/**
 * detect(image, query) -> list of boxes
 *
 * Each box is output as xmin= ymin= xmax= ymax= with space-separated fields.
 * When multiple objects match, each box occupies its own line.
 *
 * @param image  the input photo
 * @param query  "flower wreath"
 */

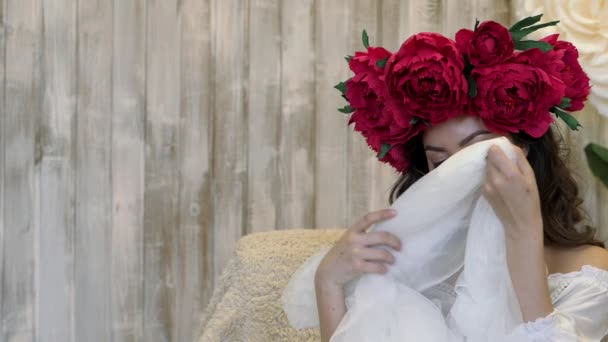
xmin=336 ymin=14 xmax=591 ymax=173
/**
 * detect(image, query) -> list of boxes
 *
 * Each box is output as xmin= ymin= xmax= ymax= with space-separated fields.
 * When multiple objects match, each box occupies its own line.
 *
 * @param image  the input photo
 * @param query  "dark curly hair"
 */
xmin=388 ymin=127 xmax=605 ymax=248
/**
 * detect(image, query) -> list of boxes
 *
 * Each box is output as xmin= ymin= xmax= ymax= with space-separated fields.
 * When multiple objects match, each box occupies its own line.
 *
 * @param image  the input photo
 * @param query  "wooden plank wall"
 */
xmin=0 ymin=0 xmax=606 ymax=341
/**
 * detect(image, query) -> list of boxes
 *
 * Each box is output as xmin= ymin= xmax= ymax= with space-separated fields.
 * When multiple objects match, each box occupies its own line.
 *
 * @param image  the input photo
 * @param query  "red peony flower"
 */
xmin=337 ymin=15 xmax=588 ymax=172
xmin=365 ymin=141 xmax=412 ymax=173
xmin=345 ymin=46 xmax=424 ymax=171
xmin=470 ymin=49 xmax=566 ymax=138
xmin=346 ymin=47 xmax=393 ymax=134
xmin=540 ymin=34 xmax=591 ymax=111
xmin=455 ymin=21 xmax=514 ymax=67
xmin=384 ymin=33 xmax=468 ymax=125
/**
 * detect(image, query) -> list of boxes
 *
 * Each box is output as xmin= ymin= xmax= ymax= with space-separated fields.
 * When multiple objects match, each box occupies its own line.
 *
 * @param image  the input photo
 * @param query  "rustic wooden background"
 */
xmin=0 ymin=0 xmax=606 ymax=341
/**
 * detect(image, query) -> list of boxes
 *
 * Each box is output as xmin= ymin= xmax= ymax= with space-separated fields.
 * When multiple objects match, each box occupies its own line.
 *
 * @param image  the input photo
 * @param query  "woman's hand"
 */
xmin=482 ymin=144 xmax=554 ymax=321
xmin=482 ymin=145 xmax=543 ymax=241
xmin=315 ymin=209 xmax=402 ymax=288
xmin=314 ymin=209 xmax=401 ymax=341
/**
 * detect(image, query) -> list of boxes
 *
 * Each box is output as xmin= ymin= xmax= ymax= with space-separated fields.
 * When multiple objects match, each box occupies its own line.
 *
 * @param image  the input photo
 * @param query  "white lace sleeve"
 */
xmin=509 ymin=265 xmax=608 ymax=341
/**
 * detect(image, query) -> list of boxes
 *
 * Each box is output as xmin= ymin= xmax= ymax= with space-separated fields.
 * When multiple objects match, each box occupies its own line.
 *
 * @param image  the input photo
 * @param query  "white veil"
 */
xmin=281 ymin=137 xmax=527 ymax=341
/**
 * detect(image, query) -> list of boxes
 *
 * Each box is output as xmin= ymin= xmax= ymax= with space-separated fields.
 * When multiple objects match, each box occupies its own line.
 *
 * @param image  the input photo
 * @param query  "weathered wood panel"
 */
xmin=246 ymin=0 xmax=281 ymax=234
xmin=314 ymin=0 xmax=350 ymax=228
xmin=2 ymin=0 xmax=41 ymax=340
xmin=277 ymin=0 xmax=315 ymax=230
xmin=442 ymin=0 xmax=476 ymax=37
xmin=410 ymin=0 xmax=442 ymax=33
xmin=0 ymin=0 xmax=6 ymax=336
xmin=380 ymin=0 xmax=403 ymax=51
xmin=111 ymin=0 xmax=146 ymax=341
xmin=196 ymin=0 xmax=215 ymax=320
xmin=476 ymin=0 xmax=510 ymax=24
xmin=210 ymin=0 xmax=248 ymax=284
xmin=38 ymin=0 xmax=77 ymax=340
xmin=144 ymin=0 xmax=180 ymax=340
xmin=75 ymin=0 xmax=113 ymax=340
xmin=176 ymin=0 xmax=210 ymax=340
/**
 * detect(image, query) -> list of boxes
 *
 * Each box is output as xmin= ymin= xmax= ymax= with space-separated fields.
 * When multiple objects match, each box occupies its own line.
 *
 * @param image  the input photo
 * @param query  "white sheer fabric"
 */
xmin=508 ymin=265 xmax=608 ymax=341
xmin=281 ymin=137 xmax=608 ymax=341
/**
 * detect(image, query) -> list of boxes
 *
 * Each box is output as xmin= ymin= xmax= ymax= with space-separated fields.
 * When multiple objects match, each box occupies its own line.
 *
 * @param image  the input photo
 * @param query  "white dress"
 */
xmin=424 ymin=265 xmax=608 ymax=340
xmin=281 ymin=137 xmax=608 ymax=341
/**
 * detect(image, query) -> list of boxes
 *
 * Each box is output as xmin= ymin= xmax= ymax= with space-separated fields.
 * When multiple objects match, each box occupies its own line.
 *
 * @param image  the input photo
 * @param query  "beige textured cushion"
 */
xmin=198 ymin=228 xmax=345 ymax=342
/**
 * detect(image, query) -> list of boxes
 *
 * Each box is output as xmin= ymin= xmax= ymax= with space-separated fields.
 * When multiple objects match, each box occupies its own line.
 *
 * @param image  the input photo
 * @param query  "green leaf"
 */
xmin=467 ymin=76 xmax=478 ymax=98
xmin=550 ymin=106 xmax=582 ymax=131
xmin=362 ymin=30 xmax=369 ymax=49
xmin=513 ymin=40 xmax=553 ymax=52
xmin=510 ymin=20 xmax=560 ymax=41
xmin=463 ymin=54 xmax=473 ymax=77
xmin=338 ymin=105 xmax=354 ymax=114
xmin=474 ymin=18 xmax=480 ymax=32
xmin=584 ymin=143 xmax=608 ymax=189
xmin=558 ymin=97 xmax=572 ymax=109
xmin=422 ymin=119 xmax=431 ymax=127
xmin=409 ymin=117 xmax=420 ymax=125
xmin=378 ymin=143 xmax=391 ymax=159
xmin=334 ymin=81 xmax=347 ymax=96
xmin=376 ymin=57 xmax=388 ymax=68
xmin=509 ymin=14 xmax=543 ymax=32
xmin=335 ymin=81 xmax=349 ymax=101
xmin=345 ymin=55 xmax=353 ymax=63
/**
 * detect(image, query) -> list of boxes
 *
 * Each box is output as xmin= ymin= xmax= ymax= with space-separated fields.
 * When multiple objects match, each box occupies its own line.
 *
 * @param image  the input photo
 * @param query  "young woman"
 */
xmin=315 ymin=115 xmax=608 ymax=341
xmin=313 ymin=17 xmax=608 ymax=341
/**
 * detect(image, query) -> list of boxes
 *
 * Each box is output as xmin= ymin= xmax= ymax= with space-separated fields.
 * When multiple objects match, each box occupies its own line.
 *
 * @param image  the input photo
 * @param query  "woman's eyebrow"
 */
xmin=458 ymin=130 xmax=491 ymax=147
xmin=424 ymin=130 xmax=491 ymax=152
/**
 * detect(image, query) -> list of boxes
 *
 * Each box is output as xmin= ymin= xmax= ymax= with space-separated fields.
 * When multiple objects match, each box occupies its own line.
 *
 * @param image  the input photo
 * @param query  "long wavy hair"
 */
xmin=388 ymin=127 xmax=605 ymax=248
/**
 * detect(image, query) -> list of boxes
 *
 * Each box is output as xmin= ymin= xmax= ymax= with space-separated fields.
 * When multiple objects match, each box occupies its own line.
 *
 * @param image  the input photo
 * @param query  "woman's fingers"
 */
xmin=515 ymin=148 xmax=535 ymax=180
xmin=354 ymin=246 xmax=396 ymax=264
xmin=486 ymin=145 xmax=536 ymax=195
xmin=351 ymin=209 xmax=397 ymax=233
xmin=362 ymin=231 xmax=401 ymax=251
xmin=483 ymin=164 xmax=499 ymax=198
xmin=487 ymin=145 xmax=520 ymax=179
xmin=486 ymin=156 xmax=511 ymax=201
xmin=353 ymin=260 xmax=387 ymax=274
xmin=486 ymin=155 xmax=510 ymax=188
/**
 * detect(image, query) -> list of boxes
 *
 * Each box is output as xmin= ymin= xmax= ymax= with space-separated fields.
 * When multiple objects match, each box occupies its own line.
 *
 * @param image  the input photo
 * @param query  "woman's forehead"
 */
xmin=422 ymin=115 xmax=490 ymax=146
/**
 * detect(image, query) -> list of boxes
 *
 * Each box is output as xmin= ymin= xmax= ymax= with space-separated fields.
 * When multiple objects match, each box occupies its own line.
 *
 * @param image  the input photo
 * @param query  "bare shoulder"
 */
xmin=545 ymin=244 xmax=608 ymax=274
xmin=577 ymin=245 xmax=608 ymax=270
